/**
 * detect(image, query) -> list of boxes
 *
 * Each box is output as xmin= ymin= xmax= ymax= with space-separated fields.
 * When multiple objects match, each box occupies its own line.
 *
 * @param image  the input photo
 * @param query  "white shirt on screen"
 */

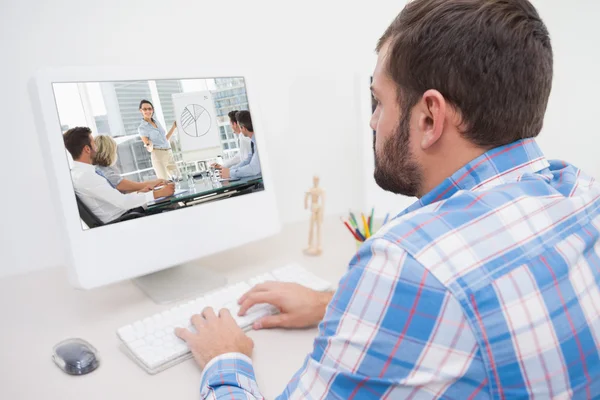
xmin=71 ymin=161 xmax=153 ymax=224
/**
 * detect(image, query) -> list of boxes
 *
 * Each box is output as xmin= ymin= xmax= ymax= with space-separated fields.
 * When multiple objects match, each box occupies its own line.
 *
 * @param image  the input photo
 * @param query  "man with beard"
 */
xmin=63 ymin=127 xmax=174 ymax=224
xmin=173 ymin=0 xmax=600 ymax=398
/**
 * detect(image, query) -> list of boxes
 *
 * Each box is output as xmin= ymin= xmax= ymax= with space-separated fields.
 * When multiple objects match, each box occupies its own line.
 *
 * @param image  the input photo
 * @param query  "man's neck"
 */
xmin=245 ymin=132 xmax=254 ymax=139
xmin=418 ymin=146 xmax=487 ymax=197
xmin=74 ymin=157 xmax=92 ymax=165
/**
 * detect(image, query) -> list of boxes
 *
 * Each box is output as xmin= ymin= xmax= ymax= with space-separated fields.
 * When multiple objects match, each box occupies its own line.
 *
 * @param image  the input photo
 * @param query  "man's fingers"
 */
xmin=237 ymin=282 xmax=277 ymax=304
xmin=191 ymin=314 xmax=206 ymax=330
xmin=219 ymin=308 xmax=232 ymax=318
xmin=174 ymin=327 xmax=194 ymax=342
xmin=238 ymin=292 xmax=279 ymax=316
xmin=252 ymin=314 xmax=289 ymax=330
xmin=202 ymin=307 xmax=217 ymax=321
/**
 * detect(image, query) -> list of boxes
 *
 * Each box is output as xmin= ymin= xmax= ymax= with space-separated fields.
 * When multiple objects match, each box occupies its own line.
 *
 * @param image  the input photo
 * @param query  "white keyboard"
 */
xmin=117 ymin=264 xmax=332 ymax=374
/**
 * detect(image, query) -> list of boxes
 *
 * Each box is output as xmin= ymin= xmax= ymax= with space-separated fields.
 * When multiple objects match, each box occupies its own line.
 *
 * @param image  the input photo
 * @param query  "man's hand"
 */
xmin=220 ymin=167 xmax=230 ymax=179
xmin=238 ymin=282 xmax=333 ymax=330
xmin=153 ymin=179 xmax=169 ymax=187
xmin=175 ymin=307 xmax=254 ymax=370
xmin=211 ymin=163 xmax=222 ymax=170
xmin=153 ymin=183 xmax=175 ymax=199
xmin=138 ymin=185 xmax=153 ymax=193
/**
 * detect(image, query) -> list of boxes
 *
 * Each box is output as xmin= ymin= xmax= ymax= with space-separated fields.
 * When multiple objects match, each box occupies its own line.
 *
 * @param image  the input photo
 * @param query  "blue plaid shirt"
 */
xmin=199 ymin=139 xmax=600 ymax=399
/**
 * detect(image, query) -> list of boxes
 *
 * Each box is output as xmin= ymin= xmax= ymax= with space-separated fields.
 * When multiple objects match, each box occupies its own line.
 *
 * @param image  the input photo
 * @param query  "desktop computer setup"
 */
xmin=33 ymin=66 xmax=333 ymax=374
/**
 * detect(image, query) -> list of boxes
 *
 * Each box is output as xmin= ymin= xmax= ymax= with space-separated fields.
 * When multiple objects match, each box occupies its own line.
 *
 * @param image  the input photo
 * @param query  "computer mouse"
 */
xmin=52 ymin=338 xmax=100 ymax=375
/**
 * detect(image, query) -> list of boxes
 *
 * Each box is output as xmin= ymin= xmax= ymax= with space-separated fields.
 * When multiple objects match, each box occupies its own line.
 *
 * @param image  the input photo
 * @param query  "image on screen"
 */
xmin=53 ymin=77 xmax=264 ymax=230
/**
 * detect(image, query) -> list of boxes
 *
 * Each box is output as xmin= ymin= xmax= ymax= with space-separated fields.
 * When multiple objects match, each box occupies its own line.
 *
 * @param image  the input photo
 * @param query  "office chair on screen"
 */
xmin=75 ymin=195 xmax=145 ymax=228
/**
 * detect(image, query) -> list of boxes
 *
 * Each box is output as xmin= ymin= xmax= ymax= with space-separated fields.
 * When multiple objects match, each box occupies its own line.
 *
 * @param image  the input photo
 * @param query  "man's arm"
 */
xmin=82 ymin=171 xmax=154 ymax=210
xmin=222 ymin=153 xmax=241 ymax=169
xmin=231 ymin=148 xmax=253 ymax=171
xmin=191 ymin=238 xmax=487 ymax=399
xmin=230 ymin=148 xmax=261 ymax=179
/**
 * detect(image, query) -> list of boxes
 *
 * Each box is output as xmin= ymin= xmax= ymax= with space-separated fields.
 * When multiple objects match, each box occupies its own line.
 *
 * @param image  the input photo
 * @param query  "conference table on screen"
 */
xmin=147 ymin=176 xmax=264 ymax=210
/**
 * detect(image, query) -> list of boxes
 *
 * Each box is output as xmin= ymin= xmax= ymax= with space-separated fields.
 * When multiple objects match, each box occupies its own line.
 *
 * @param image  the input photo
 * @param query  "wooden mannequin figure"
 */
xmin=304 ymin=175 xmax=325 ymax=256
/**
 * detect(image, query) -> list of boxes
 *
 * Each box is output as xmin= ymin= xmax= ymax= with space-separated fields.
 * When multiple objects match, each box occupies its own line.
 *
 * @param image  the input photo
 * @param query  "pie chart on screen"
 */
xmin=180 ymin=104 xmax=212 ymax=138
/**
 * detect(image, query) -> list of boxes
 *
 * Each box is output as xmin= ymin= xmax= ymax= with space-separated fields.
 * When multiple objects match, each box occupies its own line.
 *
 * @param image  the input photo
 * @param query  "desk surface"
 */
xmin=148 ymin=176 xmax=263 ymax=209
xmin=0 ymin=218 xmax=355 ymax=400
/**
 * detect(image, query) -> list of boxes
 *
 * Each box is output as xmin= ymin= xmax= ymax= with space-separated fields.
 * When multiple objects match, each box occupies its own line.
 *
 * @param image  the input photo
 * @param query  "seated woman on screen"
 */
xmin=93 ymin=135 xmax=166 ymax=194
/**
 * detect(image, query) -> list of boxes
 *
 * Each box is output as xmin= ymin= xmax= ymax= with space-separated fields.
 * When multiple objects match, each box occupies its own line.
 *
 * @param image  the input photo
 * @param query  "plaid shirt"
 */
xmin=199 ymin=139 xmax=600 ymax=399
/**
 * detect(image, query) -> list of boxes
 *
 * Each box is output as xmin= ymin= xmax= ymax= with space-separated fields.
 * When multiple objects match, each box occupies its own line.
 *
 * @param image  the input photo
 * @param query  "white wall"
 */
xmin=0 ymin=0 xmax=403 ymax=278
xmin=1 ymin=0 xmax=599 ymax=278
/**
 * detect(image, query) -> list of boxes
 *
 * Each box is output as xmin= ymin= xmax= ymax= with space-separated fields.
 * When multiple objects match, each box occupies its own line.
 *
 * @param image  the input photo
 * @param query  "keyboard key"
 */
xmin=117 ymin=325 xmax=136 ymax=343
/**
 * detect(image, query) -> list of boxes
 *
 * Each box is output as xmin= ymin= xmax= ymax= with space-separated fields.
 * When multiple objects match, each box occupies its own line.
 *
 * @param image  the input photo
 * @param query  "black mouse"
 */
xmin=53 ymin=339 xmax=100 ymax=375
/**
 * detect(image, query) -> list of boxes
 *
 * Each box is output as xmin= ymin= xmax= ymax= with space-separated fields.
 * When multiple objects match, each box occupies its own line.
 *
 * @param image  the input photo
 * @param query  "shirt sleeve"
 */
xmin=104 ymin=168 xmax=124 ymax=188
xmin=138 ymin=123 xmax=149 ymax=138
xmin=222 ymin=154 xmax=241 ymax=169
xmin=82 ymin=169 xmax=154 ymax=210
xmin=199 ymin=353 xmax=264 ymax=399
xmin=199 ymin=238 xmax=487 ymax=399
xmin=230 ymin=146 xmax=261 ymax=179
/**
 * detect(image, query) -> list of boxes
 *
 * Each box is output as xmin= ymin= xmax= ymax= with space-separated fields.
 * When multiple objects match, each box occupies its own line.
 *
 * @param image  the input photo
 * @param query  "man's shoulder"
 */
xmin=378 ymin=184 xmax=556 ymax=269
xmin=379 ymin=186 xmax=522 ymax=246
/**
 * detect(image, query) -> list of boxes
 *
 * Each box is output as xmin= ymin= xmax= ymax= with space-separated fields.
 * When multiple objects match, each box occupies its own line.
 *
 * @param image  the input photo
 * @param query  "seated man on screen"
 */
xmin=217 ymin=111 xmax=261 ymax=179
xmin=63 ymin=127 xmax=175 ymax=224
xmin=173 ymin=0 xmax=600 ymax=398
xmin=220 ymin=110 xmax=253 ymax=169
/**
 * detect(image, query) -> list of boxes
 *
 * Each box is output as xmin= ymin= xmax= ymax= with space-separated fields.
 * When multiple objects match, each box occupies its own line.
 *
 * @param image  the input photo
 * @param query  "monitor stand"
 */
xmin=133 ymin=263 xmax=227 ymax=305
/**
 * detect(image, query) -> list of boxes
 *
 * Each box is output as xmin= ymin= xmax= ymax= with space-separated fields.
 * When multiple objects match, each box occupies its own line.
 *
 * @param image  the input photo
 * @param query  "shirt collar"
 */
xmin=401 ymin=139 xmax=549 ymax=215
xmin=141 ymin=118 xmax=157 ymax=127
xmin=72 ymin=160 xmax=95 ymax=170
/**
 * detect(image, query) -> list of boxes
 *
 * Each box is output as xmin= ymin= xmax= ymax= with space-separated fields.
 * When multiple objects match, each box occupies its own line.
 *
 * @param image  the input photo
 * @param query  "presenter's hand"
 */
xmin=212 ymin=163 xmax=223 ymax=170
xmin=220 ymin=167 xmax=230 ymax=179
xmin=237 ymin=282 xmax=333 ymax=330
xmin=175 ymin=307 xmax=253 ymax=369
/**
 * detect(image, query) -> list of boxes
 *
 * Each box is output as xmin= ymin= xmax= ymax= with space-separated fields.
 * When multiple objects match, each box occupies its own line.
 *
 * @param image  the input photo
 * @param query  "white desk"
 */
xmin=0 ymin=218 xmax=356 ymax=400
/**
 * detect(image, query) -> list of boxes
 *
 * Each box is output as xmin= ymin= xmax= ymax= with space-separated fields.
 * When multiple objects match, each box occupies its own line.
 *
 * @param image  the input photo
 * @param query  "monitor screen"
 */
xmin=52 ymin=77 xmax=264 ymax=230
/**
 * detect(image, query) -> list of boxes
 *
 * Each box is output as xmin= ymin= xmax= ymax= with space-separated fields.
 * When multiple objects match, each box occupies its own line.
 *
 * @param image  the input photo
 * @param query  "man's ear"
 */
xmin=417 ymin=89 xmax=446 ymax=150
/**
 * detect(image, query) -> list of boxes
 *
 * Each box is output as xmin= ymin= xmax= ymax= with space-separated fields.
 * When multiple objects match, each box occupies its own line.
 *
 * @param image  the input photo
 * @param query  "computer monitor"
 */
xmin=32 ymin=66 xmax=280 ymax=302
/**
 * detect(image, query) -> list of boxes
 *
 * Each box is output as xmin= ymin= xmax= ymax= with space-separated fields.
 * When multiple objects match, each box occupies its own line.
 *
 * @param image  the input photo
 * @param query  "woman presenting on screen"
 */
xmin=137 ymin=99 xmax=178 ymax=180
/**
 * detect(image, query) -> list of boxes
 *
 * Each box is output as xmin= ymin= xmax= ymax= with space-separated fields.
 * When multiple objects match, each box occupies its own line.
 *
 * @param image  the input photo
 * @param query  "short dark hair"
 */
xmin=377 ymin=0 xmax=553 ymax=148
xmin=63 ymin=126 xmax=93 ymax=159
xmin=236 ymin=111 xmax=253 ymax=132
xmin=228 ymin=110 xmax=239 ymax=124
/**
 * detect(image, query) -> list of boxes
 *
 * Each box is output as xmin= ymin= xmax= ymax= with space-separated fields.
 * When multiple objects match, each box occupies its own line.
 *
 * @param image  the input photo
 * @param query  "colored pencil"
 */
xmin=341 ymin=219 xmax=362 ymax=241
xmin=361 ymin=213 xmax=371 ymax=238
xmin=355 ymin=228 xmax=366 ymax=241
xmin=348 ymin=211 xmax=359 ymax=228
xmin=369 ymin=207 xmax=374 ymax=232
xmin=383 ymin=212 xmax=390 ymax=225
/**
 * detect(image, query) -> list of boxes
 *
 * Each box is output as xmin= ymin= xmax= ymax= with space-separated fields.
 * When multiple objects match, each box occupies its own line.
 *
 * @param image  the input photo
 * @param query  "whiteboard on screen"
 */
xmin=172 ymin=91 xmax=221 ymax=161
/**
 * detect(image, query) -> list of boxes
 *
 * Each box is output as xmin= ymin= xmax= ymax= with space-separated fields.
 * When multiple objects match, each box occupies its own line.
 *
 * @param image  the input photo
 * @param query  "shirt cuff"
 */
xmin=144 ymin=192 xmax=154 ymax=204
xmin=201 ymin=352 xmax=252 ymax=380
xmin=200 ymin=353 xmax=259 ymax=398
